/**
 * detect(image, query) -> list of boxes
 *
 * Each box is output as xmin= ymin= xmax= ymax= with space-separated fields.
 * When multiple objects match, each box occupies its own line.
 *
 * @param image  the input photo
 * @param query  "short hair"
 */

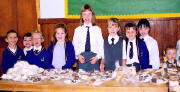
xmin=6 ymin=29 xmax=18 ymax=38
xmin=137 ymin=19 xmax=150 ymax=28
xmin=165 ymin=45 xmax=177 ymax=54
xmin=23 ymin=33 xmax=32 ymax=39
xmin=80 ymin=4 xmax=96 ymax=26
xmin=124 ymin=22 xmax=137 ymax=32
xmin=31 ymin=30 xmax=44 ymax=39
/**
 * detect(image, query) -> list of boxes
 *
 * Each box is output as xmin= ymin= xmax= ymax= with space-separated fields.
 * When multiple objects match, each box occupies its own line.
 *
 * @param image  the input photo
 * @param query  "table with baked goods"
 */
xmin=0 ymin=79 xmax=168 ymax=92
xmin=0 ymin=61 xmax=179 ymax=92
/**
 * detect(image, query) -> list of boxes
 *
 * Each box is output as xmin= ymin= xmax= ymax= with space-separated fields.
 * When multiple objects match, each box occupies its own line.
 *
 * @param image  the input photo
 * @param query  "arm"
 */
xmin=122 ymin=40 xmax=127 ymax=66
xmin=90 ymin=27 xmax=104 ymax=64
xmin=2 ymin=51 xmax=7 ymax=74
xmin=72 ymin=27 xmax=85 ymax=63
xmin=150 ymin=40 xmax=160 ymax=69
xmin=100 ymin=59 xmax=105 ymax=72
xmin=62 ymin=43 xmax=76 ymax=69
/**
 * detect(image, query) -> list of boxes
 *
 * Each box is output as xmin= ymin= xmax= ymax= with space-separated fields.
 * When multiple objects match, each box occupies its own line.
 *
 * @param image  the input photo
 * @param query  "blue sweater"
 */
xmin=125 ymin=38 xmax=150 ymax=69
xmin=2 ymin=46 xmax=25 ymax=74
xmin=47 ymin=42 xmax=75 ymax=69
xmin=26 ymin=48 xmax=54 ymax=69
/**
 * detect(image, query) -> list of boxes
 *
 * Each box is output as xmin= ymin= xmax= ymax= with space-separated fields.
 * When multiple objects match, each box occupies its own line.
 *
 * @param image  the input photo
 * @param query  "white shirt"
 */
xmin=108 ymin=34 xmax=119 ymax=45
xmin=8 ymin=46 xmax=17 ymax=54
xmin=33 ymin=46 xmax=42 ymax=52
xmin=52 ymin=42 xmax=66 ymax=68
xmin=73 ymin=23 xmax=104 ymax=59
xmin=176 ymin=40 xmax=180 ymax=60
xmin=23 ymin=46 xmax=33 ymax=55
xmin=123 ymin=38 xmax=139 ymax=64
xmin=140 ymin=35 xmax=160 ymax=69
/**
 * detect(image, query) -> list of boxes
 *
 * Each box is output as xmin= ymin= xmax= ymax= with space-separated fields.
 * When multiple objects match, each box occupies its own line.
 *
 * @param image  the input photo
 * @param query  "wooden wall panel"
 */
xmin=0 ymin=0 xmax=17 ymax=36
xmin=17 ymin=0 xmax=37 ymax=36
xmin=39 ymin=18 xmax=180 ymax=62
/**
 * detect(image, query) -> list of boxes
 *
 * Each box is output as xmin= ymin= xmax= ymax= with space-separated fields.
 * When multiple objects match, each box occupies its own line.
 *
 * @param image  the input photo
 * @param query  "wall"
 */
xmin=40 ymin=0 xmax=65 ymax=18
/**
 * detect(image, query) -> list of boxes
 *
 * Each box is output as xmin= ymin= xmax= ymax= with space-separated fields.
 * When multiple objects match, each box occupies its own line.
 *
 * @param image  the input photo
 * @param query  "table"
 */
xmin=0 ymin=79 xmax=168 ymax=92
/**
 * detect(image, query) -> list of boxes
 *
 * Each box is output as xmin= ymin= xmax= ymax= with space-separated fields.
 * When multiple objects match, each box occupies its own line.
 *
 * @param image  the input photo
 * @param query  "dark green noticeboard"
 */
xmin=65 ymin=0 xmax=180 ymax=19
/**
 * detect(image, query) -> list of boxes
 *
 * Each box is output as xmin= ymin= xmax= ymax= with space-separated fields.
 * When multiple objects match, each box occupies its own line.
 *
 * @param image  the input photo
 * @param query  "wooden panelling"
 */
xmin=16 ymin=0 xmax=37 ymax=36
xmin=39 ymin=18 xmax=180 ymax=61
xmin=0 ymin=0 xmax=17 ymax=36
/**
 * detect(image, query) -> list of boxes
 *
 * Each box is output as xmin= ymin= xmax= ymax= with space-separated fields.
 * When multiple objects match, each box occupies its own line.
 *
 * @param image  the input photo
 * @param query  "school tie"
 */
xmin=34 ymin=50 xmax=39 ymax=54
xmin=111 ymin=38 xmax=115 ymax=45
xmin=141 ymin=38 xmax=144 ymax=41
xmin=129 ymin=42 xmax=133 ymax=59
xmin=85 ymin=26 xmax=91 ymax=52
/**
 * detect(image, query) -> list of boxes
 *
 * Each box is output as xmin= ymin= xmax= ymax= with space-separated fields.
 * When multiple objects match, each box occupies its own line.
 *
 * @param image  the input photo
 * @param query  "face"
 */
xmin=23 ymin=37 xmax=32 ymax=48
xmin=55 ymin=28 xmax=66 ymax=42
xmin=5 ymin=33 xmax=18 ymax=47
xmin=138 ymin=25 xmax=149 ymax=37
xmin=82 ymin=10 xmax=92 ymax=24
xmin=32 ymin=33 xmax=44 ymax=47
xmin=108 ymin=21 xmax=120 ymax=36
xmin=126 ymin=27 xmax=137 ymax=41
xmin=166 ymin=49 xmax=177 ymax=63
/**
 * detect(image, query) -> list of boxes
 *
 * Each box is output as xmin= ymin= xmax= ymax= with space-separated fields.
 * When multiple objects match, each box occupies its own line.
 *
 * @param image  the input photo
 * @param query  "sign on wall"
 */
xmin=65 ymin=0 xmax=180 ymax=19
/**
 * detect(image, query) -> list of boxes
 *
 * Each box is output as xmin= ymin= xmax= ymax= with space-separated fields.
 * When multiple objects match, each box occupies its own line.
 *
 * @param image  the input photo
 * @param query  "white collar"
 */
xmin=108 ymin=34 xmax=119 ymax=44
xmin=33 ymin=46 xmax=42 ymax=51
xmin=129 ymin=38 xmax=136 ymax=43
xmin=83 ymin=23 xmax=92 ymax=27
xmin=8 ymin=46 xmax=17 ymax=53
xmin=24 ymin=46 xmax=33 ymax=51
xmin=140 ymin=34 xmax=149 ymax=41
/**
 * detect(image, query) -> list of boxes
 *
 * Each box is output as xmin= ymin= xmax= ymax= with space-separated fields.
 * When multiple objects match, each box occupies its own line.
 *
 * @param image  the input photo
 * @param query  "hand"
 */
xmin=90 ymin=56 xmax=98 ymax=64
xmin=100 ymin=63 xmax=105 ymax=72
xmin=78 ymin=55 xmax=85 ymax=63
xmin=122 ymin=59 xmax=126 ymax=66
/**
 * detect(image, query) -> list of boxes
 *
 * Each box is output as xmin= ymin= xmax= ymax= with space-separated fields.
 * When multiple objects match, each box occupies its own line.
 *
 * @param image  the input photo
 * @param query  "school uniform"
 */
xmin=23 ymin=46 xmax=33 ymax=56
xmin=162 ymin=59 xmax=180 ymax=68
xmin=123 ymin=37 xmax=150 ymax=72
xmin=47 ymin=42 xmax=75 ymax=69
xmin=26 ymin=46 xmax=54 ymax=69
xmin=176 ymin=40 xmax=180 ymax=60
xmin=104 ymin=35 xmax=124 ymax=71
xmin=73 ymin=23 xmax=104 ymax=72
xmin=2 ymin=46 xmax=25 ymax=74
xmin=140 ymin=35 xmax=160 ymax=69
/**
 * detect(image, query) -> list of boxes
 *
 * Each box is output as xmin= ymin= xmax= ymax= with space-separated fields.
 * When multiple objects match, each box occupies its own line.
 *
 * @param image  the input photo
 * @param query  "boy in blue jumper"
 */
xmin=123 ymin=22 xmax=150 ymax=72
xmin=2 ymin=30 xmax=25 ymax=74
xmin=26 ymin=31 xmax=54 ymax=69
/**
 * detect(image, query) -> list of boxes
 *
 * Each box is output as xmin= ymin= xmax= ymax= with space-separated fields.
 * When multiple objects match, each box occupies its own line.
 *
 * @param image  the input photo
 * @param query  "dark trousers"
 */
xmin=127 ymin=62 xmax=140 ymax=72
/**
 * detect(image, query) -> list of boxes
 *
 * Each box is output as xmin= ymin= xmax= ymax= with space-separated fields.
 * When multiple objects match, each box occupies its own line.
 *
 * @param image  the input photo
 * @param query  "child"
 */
xmin=23 ymin=33 xmax=33 ymax=56
xmin=137 ymin=19 xmax=160 ymax=70
xmin=2 ymin=30 xmax=25 ymax=74
xmin=176 ymin=39 xmax=180 ymax=60
xmin=26 ymin=31 xmax=54 ymax=69
xmin=123 ymin=22 xmax=150 ymax=72
xmin=73 ymin=4 xmax=104 ymax=72
xmin=47 ymin=23 xmax=75 ymax=70
xmin=100 ymin=18 xmax=126 ymax=71
xmin=162 ymin=46 xmax=180 ymax=68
